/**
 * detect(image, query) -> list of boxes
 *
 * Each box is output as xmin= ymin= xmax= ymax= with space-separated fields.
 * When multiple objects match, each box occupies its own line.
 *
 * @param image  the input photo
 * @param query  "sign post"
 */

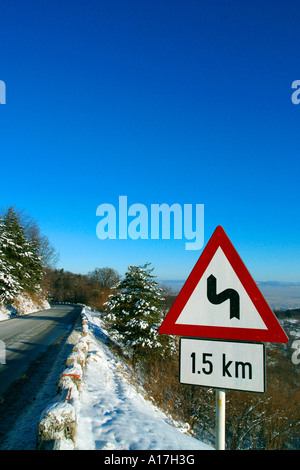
xmin=159 ymin=226 xmax=288 ymax=450
xmin=216 ymin=389 xmax=225 ymax=450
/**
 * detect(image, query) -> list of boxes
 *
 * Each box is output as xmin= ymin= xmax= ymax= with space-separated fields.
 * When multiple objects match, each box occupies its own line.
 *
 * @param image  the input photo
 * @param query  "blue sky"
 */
xmin=0 ymin=0 xmax=299 ymax=282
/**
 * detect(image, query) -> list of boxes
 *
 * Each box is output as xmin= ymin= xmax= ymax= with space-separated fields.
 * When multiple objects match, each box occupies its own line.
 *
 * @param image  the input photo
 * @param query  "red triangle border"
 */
xmin=158 ymin=226 xmax=288 ymax=343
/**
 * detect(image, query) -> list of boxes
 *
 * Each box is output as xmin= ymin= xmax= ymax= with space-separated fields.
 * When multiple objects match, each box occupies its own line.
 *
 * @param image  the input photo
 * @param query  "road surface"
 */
xmin=0 ymin=304 xmax=81 ymax=398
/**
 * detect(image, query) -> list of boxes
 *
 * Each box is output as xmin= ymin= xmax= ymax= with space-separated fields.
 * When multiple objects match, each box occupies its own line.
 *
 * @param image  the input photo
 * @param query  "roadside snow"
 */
xmin=0 ymin=305 xmax=16 ymax=321
xmin=0 ymin=293 xmax=50 ymax=321
xmin=74 ymin=309 xmax=212 ymax=451
xmin=0 ymin=325 xmax=82 ymax=450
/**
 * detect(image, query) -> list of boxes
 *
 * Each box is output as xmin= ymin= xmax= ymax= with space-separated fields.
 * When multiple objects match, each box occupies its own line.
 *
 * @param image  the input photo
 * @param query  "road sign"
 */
xmin=159 ymin=226 xmax=288 ymax=343
xmin=180 ymin=338 xmax=266 ymax=393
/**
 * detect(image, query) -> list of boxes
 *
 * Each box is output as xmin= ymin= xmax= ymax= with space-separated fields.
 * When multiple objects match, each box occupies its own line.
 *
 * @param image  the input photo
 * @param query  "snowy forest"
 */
xmin=0 ymin=206 xmax=299 ymax=449
xmin=0 ymin=205 xmax=121 ymax=316
xmin=0 ymin=206 xmax=57 ymax=314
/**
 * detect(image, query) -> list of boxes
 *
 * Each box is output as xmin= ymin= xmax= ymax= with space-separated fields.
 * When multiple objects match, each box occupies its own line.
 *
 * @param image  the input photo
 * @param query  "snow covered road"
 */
xmin=74 ymin=310 xmax=212 ymax=451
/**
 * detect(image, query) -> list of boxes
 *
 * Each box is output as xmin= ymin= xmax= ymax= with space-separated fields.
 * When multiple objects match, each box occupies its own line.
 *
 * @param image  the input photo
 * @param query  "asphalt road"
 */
xmin=0 ymin=304 xmax=81 ymax=398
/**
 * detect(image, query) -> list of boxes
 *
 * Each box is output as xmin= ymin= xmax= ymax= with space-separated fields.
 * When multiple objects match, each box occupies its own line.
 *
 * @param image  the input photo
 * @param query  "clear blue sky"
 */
xmin=0 ymin=0 xmax=299 ymax=282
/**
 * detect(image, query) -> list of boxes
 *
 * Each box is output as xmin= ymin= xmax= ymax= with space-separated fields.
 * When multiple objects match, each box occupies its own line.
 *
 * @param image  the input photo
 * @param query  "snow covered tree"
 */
xmin=105 ymin=263 xmax=175 ymax=364
xmin=0 ymin=223 xmax=22 ymax=305
xmin=0 ymin=207 xmax=44 ymax=296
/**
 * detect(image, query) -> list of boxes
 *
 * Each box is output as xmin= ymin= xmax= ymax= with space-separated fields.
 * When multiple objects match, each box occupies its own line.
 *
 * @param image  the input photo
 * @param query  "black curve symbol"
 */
xmin=207 ymin=274 xmax=240 ymax=320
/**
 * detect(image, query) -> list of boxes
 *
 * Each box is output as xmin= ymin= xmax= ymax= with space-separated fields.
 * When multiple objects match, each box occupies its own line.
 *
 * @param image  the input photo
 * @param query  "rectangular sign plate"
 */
xmin=180 ymin=338 xmax=266 ymax=393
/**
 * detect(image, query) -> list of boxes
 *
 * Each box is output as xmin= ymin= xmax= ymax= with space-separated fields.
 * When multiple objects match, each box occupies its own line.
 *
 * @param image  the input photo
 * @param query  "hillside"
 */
xmin=74 ymin=308 xmax=212 ymax=450
xmin=75 ymin=308 xmax=299 ymax=450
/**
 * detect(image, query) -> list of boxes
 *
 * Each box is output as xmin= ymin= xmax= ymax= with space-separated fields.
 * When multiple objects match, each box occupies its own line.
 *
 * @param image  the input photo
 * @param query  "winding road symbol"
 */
xmin=207 ymin=274 xmax=240 ymax=320
xmin=158 ymin=225 xmax=288 ymax=342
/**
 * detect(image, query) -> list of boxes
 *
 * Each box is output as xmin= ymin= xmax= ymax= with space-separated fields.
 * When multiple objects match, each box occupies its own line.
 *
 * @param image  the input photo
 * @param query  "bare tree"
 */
xmin=88 ymin=267 xmax=120 ymax=289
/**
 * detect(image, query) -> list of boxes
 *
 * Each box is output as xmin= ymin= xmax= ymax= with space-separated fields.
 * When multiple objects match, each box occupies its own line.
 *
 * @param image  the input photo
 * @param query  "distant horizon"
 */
xmin=52 ymin=262 xmax=300 ymax=285
xmin=159 ymin=279 xmax=300 ymax=286
xmin=159 ymin=279 xmax=300 ymax=310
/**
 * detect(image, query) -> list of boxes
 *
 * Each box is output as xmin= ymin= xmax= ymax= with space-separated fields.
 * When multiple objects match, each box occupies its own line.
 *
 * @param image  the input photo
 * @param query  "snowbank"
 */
xmin=36 ymin=402 xmax=77 ymax=450
xmin=0 ymin=292 xmax=50 ymax=321
xmin=36 ymin=307 xmax=213 ymax=451
xmin=0 ymin=304 xmax=16 ymax=321
xmin=37 ymin=308 xmax=88 ymax=450
xmin=74 ymin=308 xmax=213 ymax=450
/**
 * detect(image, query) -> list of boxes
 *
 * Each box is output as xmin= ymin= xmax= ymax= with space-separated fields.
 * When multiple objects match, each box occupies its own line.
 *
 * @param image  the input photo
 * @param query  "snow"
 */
xmin=0 ymin=304 xmax=17 ymax=321
xmin=37 ymin=402 xmax=77 ymax=450
xmin=0 ymin=305 xmax=212 ymax=450
xmin=11 ymin=292 xmax=50 ymax=315
xmin=73 ymin=309 xmax=212 ymax=450
xmin=0 ymin=325 xmax=83 ymax=450
xmin=40 ymin=402 xmax=76 ymax=427
xmin=104 ymin=264 xmax=174 ymax=356
xmin=0 ymin=293 xmax=50 ymax=321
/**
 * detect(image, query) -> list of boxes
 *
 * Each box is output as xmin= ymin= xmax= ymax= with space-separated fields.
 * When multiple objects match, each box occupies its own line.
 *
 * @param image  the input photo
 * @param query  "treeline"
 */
xmin=0 ymin=206 xmax=174 ymax=316
xmin=44 ymin=264 xmax=176 ymax=314
xmin=45 ymin=266 xmax=120 ymax=312
xmin=0 ymin=206 xmax=57 ymax=307
xmin=274 ymin=308 xmax=300 ymax=320
xmin=0 ymin=205 xmax=122 ymax=313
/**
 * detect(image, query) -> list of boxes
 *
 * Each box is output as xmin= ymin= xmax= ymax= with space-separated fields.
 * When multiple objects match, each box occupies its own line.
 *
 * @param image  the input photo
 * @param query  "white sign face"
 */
xmin=180 ymin=338 xmax=265 ymax=393
xmin=175 ymin=247 xmax=267 ymax=330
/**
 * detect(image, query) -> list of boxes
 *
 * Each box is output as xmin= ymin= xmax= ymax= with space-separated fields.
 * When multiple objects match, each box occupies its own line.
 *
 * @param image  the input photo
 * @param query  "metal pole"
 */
xmin=216 ymin=389 xmax=226 ymax=450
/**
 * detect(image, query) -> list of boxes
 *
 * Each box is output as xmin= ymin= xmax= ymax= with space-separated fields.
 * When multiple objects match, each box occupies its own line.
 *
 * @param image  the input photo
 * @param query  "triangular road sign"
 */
xmin=159 ymin=226 xmax=288 ymax=343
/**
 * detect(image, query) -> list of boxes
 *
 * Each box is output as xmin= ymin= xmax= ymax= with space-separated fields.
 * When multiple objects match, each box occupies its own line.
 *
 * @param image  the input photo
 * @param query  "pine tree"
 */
xmin=0 ymin=222 xmax=22 ymax=305
xmin=0 ymin=207 xmax=44 ymax=295
xmin=105 ymin=263 xmax=175 ymax=364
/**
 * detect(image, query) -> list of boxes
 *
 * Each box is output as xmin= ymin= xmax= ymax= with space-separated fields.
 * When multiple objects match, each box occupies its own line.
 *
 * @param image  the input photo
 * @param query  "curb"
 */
xmin=36 ymin=307 xmax=90 ymax=450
